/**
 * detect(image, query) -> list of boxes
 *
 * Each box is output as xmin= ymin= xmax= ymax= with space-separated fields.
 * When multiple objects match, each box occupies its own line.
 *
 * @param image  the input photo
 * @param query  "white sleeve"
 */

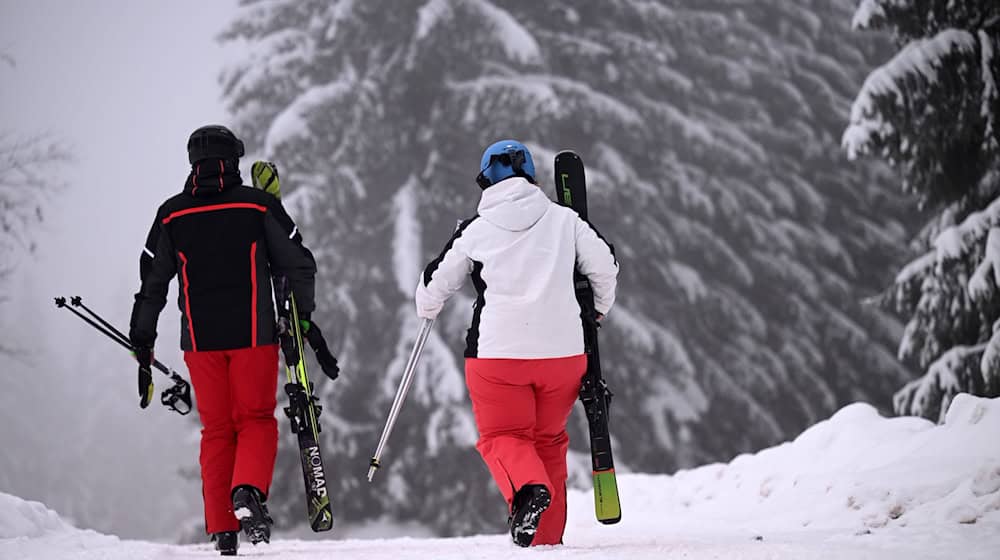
xmin=574 ymin=215 xmax=618 ymax=315
xmin=415 ymin=218 xmax=477 ymax=320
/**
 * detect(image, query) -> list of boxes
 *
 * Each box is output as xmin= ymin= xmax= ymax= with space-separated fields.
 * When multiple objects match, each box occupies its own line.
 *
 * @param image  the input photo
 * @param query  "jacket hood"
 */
xmin=477 ymin=176 xmax=550 ymax=232
xmin=184 ymin=159 xmax=243 ymax=197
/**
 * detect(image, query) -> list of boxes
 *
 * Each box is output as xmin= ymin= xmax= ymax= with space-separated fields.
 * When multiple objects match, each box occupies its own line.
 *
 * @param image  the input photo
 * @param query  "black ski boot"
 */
xmin=211 ymin=531 xmax=239 ymax=556
xmin=507 ymin=484 xmax=551 ymax=547
xmin=232 ymin=485 xmax=273 ymax=545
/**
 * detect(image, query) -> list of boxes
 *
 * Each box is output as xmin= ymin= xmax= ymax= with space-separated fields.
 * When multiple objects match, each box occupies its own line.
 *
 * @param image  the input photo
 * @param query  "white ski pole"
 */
xmin=367 ymin=318 xmax=434 ymax=482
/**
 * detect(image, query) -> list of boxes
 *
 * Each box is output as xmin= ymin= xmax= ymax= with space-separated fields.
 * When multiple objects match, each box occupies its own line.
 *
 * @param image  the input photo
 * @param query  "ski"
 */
xmin=275 ymin=278 xmax=334 ymax=532
xmin=553 ymin=150 xmax=621 ymax=524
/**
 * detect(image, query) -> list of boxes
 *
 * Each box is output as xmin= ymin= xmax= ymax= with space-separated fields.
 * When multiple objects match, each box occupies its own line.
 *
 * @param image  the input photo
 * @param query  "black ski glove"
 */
xmin=302 ymin=322 xmax=340 ymax=381
xmin=134 ymin=346 xmax=155 ymax=409
xmin=583 ymin=308 xmax=603 ymax=329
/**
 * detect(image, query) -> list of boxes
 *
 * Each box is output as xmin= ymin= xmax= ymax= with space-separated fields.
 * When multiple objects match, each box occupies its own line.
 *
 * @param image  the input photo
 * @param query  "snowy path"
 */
xmin=4 ymin=516 xmax=996 ymax=560
xmin=4 ymin=395 xmax=1000 ymax=559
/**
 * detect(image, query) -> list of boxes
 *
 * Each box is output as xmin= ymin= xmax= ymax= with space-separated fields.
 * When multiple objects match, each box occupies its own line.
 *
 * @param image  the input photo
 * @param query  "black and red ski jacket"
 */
xmin=129 ymin=160 xmax=316 ymax=352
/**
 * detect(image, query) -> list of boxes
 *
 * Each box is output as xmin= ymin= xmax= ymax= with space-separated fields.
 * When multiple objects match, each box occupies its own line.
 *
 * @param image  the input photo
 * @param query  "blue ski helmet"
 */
xmin=476 ymin=139 xmax=536 ymax=189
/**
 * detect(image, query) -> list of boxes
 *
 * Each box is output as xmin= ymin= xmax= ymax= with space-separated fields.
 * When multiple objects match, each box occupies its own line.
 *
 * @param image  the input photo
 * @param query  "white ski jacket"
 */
xmin=415 ymin=176 xmax=618 ymax=359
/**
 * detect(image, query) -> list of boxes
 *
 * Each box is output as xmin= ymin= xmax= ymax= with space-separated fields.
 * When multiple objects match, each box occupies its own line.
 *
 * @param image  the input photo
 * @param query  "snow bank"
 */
xmin=574 ymin=394 xmax=1000 ymax=536
xmin=0 ymin=493 xmax=73 ymax=539
xmin=3 ymin=396 xmax=999 ymax=559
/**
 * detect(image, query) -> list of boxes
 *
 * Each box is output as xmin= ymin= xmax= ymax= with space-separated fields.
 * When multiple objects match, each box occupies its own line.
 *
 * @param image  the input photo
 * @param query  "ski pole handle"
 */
xmin=367 ymin=318 xmax=434 ymax=482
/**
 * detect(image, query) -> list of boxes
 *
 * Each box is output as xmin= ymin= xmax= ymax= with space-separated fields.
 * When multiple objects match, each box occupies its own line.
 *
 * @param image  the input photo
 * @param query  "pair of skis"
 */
xmin=554 ymin=151 xmax=622 ymax=525
xmin=274 ymin=278 xmax=334 ymax=533
xmin=369 ymin=151 xmax=621 ymax=524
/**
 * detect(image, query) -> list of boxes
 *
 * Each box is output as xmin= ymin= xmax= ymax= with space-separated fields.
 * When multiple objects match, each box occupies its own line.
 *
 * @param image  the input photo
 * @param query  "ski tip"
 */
xmin=554 ymin=150 xmax=582 ymax=162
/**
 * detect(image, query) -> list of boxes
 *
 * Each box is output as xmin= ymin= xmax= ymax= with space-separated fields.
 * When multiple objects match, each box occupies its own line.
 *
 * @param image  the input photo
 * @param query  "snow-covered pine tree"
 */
xmin=843 ymin=0 xmax=1000 ymax=421
xmin=222 ymin=0 xmax=910 ymax=535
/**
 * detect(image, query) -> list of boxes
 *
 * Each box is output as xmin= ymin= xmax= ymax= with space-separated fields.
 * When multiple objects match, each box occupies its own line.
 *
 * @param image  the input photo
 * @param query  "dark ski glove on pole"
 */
xmin=300 ymin=320 xmax=339 ymax=381
xmin=134 ymin=346 xmax=155 ymax=409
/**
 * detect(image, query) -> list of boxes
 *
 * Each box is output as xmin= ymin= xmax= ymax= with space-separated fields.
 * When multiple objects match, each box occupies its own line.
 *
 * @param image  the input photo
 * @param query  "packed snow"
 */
xmin=3 ymin=395 xmax=998 ymax=559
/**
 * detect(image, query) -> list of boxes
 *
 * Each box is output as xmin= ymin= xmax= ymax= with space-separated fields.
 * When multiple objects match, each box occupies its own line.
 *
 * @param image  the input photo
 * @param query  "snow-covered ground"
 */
xmin=3 ymin=394 xmax=999 ymax=559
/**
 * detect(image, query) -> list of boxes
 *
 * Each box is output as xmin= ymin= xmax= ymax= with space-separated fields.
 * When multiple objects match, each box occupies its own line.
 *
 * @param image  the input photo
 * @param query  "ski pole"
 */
xmin=69 ymin=296 xmax=133 ymax=345
xmin=54 ymin=297 xmax=193 ymax=415
xmin=367 ymin=318 xmax=434 ymax=482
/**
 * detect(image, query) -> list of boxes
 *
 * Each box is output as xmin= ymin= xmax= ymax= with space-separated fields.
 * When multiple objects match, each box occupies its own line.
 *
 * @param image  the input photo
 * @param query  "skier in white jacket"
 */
xmin=415 ymin=139 xmax=618 ymax=547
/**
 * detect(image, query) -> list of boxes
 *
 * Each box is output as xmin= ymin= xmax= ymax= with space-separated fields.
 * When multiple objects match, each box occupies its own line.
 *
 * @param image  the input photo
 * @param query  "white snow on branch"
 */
xmin=634 ymin=93 xmax=714 ymax=146
xmin=416 ymin=0 xmax=452 ymax=41
xmin=980 ymin=30 xmax=998 ymax=143
xmin=543 ymin=74 xmax=643 ymax=124
xmin=851 ymin=0 xmax=886 ymax=30
xmin=222 ymin=28 xmax=313 ymax=102
xmin=843 ymin=29 xmax=978 ymax=159
xmin=894 ymin=251 xmax=936 ymax=284
xmin=668 ymin=261 xmax=707 ymax=303
xmin=935 ymin=195 xmax=1000 ymax=258
xmin=449 ymin=74 xmax=561 ymax=124
xmin=392 ymin=175 xmax=422 ymax=296
xmin=265 ymin=78 xmax=354 ymax=152
xmin=969 ymin=228 xmax=1000 ymax=301
xmin=980 ymin=326 xmax=1000 ymax=391
xmin=450 ymin=74 xmax=643 ymax=126
xmin=895 ymin=193 xmax=1000 ymax=283
xmin=894 ymin=344 xmax=986 ymax=421
xmin=467 ymin=0 xmax=541 ymax=65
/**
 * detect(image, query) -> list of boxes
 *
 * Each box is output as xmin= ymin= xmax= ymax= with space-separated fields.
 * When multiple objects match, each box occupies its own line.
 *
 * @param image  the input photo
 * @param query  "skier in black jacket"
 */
xmin=129 ymin=125 xmax=316 ymax=555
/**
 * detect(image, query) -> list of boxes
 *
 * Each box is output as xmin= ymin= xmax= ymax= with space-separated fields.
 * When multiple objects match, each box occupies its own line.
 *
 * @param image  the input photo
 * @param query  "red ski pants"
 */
xmin=184 ymin=344 xmax=279 ymax=534
xmin=465 ymin=354 xmax=586 ymax=546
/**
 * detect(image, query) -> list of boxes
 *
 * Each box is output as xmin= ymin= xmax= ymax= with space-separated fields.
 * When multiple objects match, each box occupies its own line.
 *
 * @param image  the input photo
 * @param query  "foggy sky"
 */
xmin=1 ymin=0 xmax=240 ymax=539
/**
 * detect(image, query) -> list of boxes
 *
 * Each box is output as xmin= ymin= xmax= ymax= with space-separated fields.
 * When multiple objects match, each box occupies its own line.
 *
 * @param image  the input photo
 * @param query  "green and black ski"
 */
xmin=554 ymin=150 xmax=621 ymax=524
xmin=275 ymin=278 xmax=334 ymax=532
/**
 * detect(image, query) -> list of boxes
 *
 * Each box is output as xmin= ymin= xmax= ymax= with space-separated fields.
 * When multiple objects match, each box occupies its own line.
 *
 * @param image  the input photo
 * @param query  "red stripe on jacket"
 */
xmin=250 ymin=241 xmax=258 ymax=347
xmin=162 ymin=203 xmax=267 ymax=224
xmin=178 ymin=251 xmax=198 ymax=351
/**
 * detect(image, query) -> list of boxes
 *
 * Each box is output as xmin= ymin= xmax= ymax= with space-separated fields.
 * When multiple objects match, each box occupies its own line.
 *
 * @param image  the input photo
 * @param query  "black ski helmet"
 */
xmin=187 ymin=125 xmax=245 ymax=164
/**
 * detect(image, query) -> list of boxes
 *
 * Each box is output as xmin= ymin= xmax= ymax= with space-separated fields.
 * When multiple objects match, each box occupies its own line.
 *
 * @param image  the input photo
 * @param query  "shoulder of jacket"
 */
xmin=231 ymin=185 xmax=277 ymax=206
xmin=460 ymin=214 xmax=480 ymax=228
xmin=452 ymin=214 xmax=481 ymax=235
xmin=156 ymin=193 xmax=190 ymax=221
xmin=546 ymin=202 xmax=582 ymax=223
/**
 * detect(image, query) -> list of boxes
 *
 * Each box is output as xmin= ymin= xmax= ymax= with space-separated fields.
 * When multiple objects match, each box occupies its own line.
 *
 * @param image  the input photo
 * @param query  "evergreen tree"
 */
xmin=223 ymin=0 xmax=910 ymax=535
xmin=844 ymin=0 xmax=1000 ymax=421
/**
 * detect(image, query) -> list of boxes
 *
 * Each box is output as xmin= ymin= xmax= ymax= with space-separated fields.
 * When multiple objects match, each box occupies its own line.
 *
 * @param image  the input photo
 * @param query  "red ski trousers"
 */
xmin=465 ymin=354 xmax=586 ymax=546
xmin=184 ymin=345 xmax=279 ymax=534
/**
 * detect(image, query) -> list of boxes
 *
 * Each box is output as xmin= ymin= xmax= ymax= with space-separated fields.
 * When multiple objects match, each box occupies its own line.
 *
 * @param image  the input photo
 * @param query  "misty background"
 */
xmin=5 ymin=0 xmax=996 ymax=546
xmin=0 ymin=0 xmax=238 ymax=539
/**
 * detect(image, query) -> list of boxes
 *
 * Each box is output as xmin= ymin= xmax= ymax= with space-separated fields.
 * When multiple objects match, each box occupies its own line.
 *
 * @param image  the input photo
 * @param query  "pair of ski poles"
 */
xmin=54 ymin=296 xmax=193 ymax=415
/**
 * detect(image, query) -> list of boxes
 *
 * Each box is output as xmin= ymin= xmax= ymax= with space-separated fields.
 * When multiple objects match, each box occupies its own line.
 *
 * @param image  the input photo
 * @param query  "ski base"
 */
xmin=593 ymin=469 xmax=621 ymax=524
xmin=299 ymin=440 xmax=333 ymax=531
